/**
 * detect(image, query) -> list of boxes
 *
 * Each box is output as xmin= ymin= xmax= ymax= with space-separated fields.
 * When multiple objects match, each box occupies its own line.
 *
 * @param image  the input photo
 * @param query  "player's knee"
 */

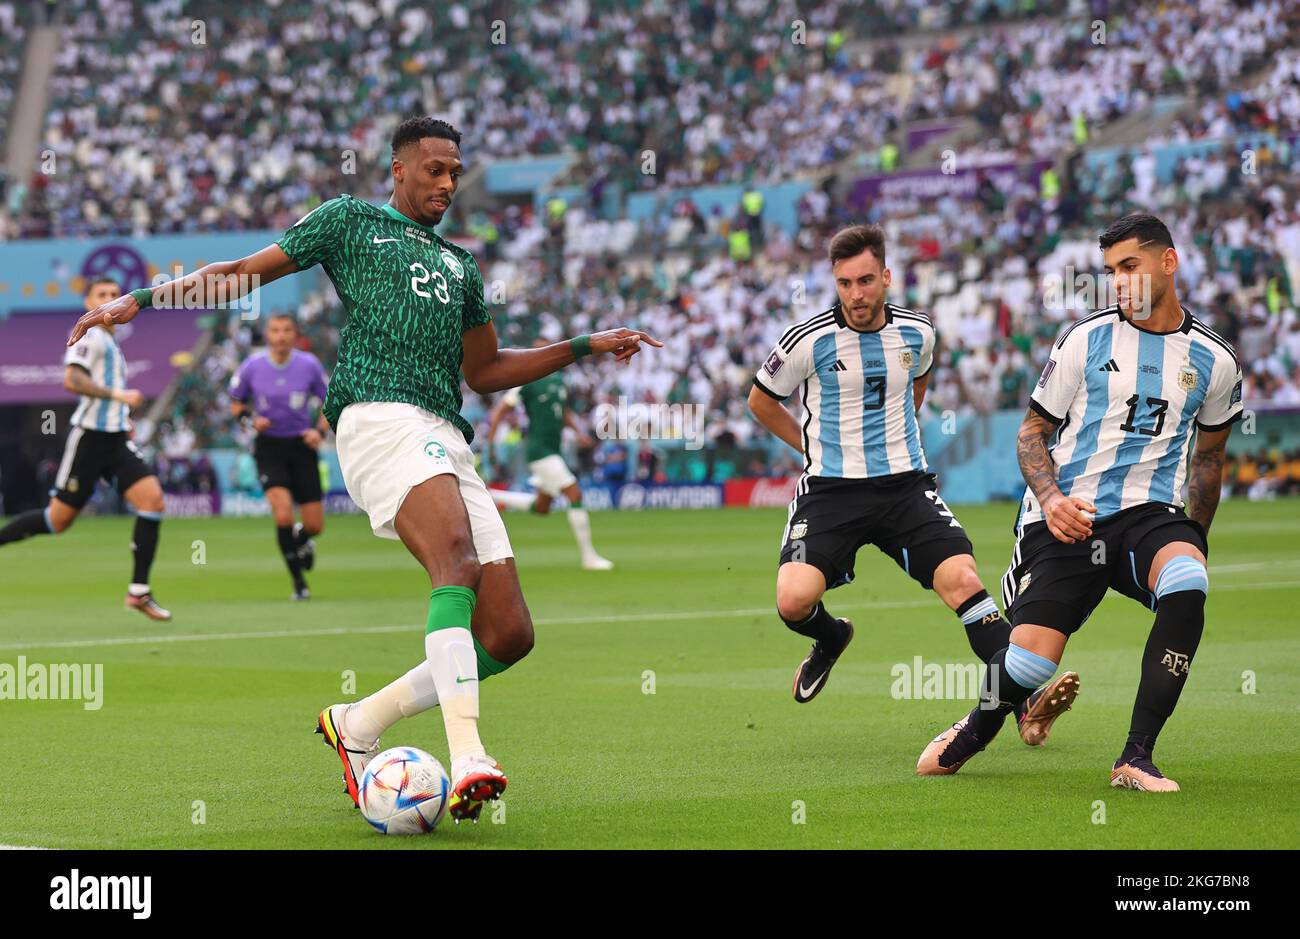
xmin=48 ymin=511 xmax=74 ymax=534
xmin=952 ymin=567 xmax=985 ymax=604
xmin=775 ymin=588 xmax=818 ymax=624
xmin=434 ymin=539 xmax=481 ymax=590
xmin=304 ymin=520 xmax=323 ymax=537
xmin=1003 ymin=642 xmax=1058 ymax=691
xmin=1154 ymin=556 xmax=1208 ymax=601
xmin=272 ymin=510 xmax=294 ymax=528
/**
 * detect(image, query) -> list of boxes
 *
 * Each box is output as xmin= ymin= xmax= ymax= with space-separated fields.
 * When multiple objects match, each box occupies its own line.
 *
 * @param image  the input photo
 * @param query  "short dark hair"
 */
xmin=267 ymin=313 xmax=300 ymax=332
xmin=84 ymin=277 xmax=120 ymax=297
xmin=829 ymin=224 xmax=886 ymax=268
xmin=1099 ymin=213 xmax=1174 ymax=252
xmin=391 ymin=116 xmax=462 ymax=155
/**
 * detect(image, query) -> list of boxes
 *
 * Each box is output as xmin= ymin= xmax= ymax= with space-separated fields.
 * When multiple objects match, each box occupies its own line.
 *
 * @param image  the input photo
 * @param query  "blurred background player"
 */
xmin=748 ymin=225 xmax=1074 ymax=744
xmin=486 ymin=338 xmax=613 ymax=571
xmin=228 ymin=313 xmax=330 ymax=600
xmin=0 ymin=278 xmax=170 ymax=621
xmin=918 ymin=215 xmax=1242 ymax=792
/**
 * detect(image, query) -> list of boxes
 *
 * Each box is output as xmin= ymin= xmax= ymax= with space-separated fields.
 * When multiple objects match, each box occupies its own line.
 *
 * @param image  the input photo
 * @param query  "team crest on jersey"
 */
xmin=1178 ymin=367 xmax=1197 ymax=391
xmin=66 ymin=477 xmax=79 ymax=493
xmin=439 ymin=249 xmax=464 ymax=280
xmin=788 ymin=521 xmax=808 ymax=540
xmin=899 ymin=349 xmax=915 ymax=370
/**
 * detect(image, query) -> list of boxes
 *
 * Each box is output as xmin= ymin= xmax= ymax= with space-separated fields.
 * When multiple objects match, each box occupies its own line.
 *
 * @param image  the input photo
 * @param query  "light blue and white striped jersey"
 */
xmin=1017 ymin=306 xmax=1242 ymax=530
xmin=753 ymin=302 xmax=935 ymax=479
xmin=64 ymin=325 xmax=130 ymax=432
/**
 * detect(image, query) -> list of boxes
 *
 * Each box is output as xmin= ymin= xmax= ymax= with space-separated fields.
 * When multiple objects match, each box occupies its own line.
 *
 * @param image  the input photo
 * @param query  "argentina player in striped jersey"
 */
xmin=749 ymin=225 xmax=1071 ymax=745
xmin=0 ymin=278 xmax=171 ymax=620
xmin=919 ymin=215 xmax=1242 ymax=791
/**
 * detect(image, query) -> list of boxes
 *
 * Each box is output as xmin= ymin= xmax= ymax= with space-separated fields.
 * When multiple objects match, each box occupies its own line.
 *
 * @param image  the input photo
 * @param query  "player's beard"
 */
xmin=844 ymin=297 xmax=885 ymax=330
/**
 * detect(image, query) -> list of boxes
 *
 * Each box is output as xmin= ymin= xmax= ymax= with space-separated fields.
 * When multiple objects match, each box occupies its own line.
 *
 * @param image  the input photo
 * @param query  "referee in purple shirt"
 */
xmin=229 ymin=314 xmax=330 ymax=599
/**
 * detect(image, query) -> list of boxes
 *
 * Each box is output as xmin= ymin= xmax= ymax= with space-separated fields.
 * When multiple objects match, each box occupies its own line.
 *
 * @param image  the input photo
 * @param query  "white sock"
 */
xmin=344 ymin=662 xmax=440 ymax=747
xmin=567 ymin=507 xmax=597 ymax=558
xmin=425 ymin=627 xmax=485 ymax=765
xmin=492 ymin=490 xmax=536 ymax=511
xmin=128 ymin=583 xmax=150 ymax=597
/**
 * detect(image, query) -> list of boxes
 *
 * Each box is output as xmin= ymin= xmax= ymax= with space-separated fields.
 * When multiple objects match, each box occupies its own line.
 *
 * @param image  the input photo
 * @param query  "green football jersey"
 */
xmin=509 ymin=372 xmax=567 ymax=462
xmin=276 ymin=195 xmax=491 ymax=440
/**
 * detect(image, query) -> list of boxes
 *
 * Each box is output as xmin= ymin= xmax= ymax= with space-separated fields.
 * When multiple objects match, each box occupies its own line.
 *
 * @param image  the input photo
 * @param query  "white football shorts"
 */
xmin=528 ymin=453 xmax=578 ymax=497
xmin=335 ymin=402 xmax=513 ymax=563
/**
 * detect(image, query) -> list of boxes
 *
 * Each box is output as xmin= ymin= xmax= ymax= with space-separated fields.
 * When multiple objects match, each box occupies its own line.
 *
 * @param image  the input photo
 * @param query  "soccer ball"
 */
xmin=358 ymin=747 xmax=450 ymax=834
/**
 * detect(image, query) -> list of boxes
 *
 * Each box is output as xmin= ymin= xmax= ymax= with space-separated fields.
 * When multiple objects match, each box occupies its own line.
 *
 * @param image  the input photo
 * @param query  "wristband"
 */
xmin=570 ymin=334 xmax=592 ymax=359
xmin=129 ymin=288 xmax=154 ymax=309
xmin=238 ymin=413 xmax=254 ymax=430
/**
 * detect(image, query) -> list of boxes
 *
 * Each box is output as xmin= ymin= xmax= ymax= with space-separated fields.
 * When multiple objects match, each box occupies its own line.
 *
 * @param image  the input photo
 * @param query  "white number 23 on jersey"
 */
xmin=409 ymin=263 xmax=450 ymax=303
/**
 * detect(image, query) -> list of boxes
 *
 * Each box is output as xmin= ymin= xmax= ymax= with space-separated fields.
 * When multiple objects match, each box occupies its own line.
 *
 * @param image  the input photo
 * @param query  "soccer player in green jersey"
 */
xmin=67 ymin=116 xmax=661 ymax=823
xmin=486 ymin=339 xmax=614 ymax=570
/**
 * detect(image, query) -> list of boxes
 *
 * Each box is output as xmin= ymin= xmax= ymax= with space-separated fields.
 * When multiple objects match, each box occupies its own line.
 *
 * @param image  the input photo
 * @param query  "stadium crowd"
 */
xmin=5 ymin=0 xmax=1298 ymax=240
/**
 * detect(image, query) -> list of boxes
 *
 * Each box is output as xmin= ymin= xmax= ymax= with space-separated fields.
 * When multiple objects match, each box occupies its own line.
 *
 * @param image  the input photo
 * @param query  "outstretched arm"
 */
xmin=460 ymin=322 xmax=662 ymax=394
xmin=1186 ymin=426 xmax=1231 ymax=536
xmin=68 ymin=244 xmax=301 ymax=345
xmin=1017 ymin=406 xmax=1095 ymax=543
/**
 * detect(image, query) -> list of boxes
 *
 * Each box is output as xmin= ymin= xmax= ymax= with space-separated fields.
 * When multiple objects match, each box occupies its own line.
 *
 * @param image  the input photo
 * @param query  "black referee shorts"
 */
xmin=778 ymin=471 xmax=975 ymax=591
xmin=254 ymin=435 xmax=323 ymax=505
xmin=51 ymin=427 xmax=154 ymax=509
xmin=1003 ymin=502 xmax=1208 ymax=635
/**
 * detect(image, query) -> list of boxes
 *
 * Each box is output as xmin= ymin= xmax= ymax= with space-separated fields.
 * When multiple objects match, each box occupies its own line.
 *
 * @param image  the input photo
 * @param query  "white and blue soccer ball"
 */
xmin=358 ymin=747 xmax=450 ymax=835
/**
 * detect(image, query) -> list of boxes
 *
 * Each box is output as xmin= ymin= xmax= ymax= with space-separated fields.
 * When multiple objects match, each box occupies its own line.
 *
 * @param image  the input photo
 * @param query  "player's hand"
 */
xmin=590 ymin=328 xmax=663 ymax=364
xmin=1042 ymin=493 xmax=1096 ymax=544
xmin=116 ymin=389 xmax=145 ymax=410
xmin=301 ymin=428 xmax=322 ymax=448
xmin=254 ymin=416 xmax=272 ymax=433
xmin=68 ymin=294 xmax=140 ymax=346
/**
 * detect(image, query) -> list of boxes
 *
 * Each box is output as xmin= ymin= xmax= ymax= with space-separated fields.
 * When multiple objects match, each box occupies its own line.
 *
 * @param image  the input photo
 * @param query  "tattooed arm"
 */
xmin=1186 ymin=427 xmax=1231 ymax=536
xmin=64 ymin=365 xmax=143 ymax=409
xmin=1017 ymin=406 xmax=1096 ymax=543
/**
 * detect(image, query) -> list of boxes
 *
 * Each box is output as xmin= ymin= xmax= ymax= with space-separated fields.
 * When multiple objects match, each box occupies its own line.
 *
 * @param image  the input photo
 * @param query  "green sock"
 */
xmin=425 ymin=585 xmax=476 ymax=634
xmin=425 ymin=585 xmax=511 ymax=680
xmin=474 ymin=637 xmax=510 ymax=680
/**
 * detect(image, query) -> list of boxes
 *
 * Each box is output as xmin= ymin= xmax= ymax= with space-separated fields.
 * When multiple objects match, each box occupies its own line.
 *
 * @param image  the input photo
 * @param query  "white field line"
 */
xmin=1 ymin=577 xmax=1298 ymax=653
xmin=0 ymin=600 xmax=937 ymax=651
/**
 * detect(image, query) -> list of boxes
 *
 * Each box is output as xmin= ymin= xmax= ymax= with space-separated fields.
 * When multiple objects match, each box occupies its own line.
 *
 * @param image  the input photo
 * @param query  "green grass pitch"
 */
xmin=0 ymin=499 xmax=1296 ymax=849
